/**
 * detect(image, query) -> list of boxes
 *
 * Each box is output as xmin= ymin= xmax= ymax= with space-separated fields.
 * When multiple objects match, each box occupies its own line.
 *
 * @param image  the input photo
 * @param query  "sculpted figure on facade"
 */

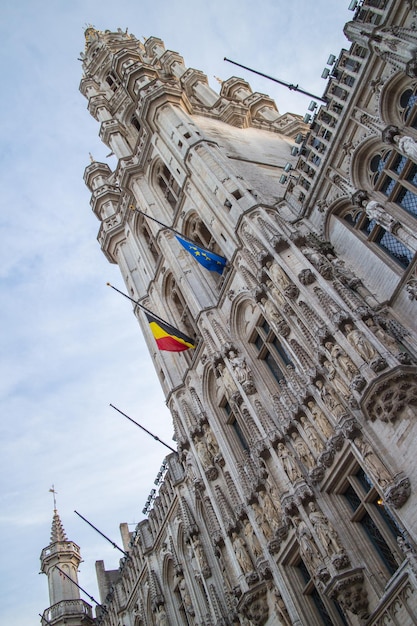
xmin=277 ymin=442 xmax=303 ymax=482
xmin=364 ymin=317 xmax=399 ymax=352
xmin=308 ymin=503 xmax=344 ymax=558
xmin=155 ymin=606 xmax=169 ymax=626
xmin=365 ymin=200 xmax=397 ymax=231
xmin=274 ymin=591 xmax=292 ymax=626
xmin=299 ymin=416 xmax=324 ymax=455
xmin=322 ymin=359 xmax=351 ymax=401
xmin=202 ymin=423 xmax=220 ymax=459
xmin=353 ymin=436 xmax=391 ymax=487
xmin=228 ymin=350 xmax=255 ymax=393
xmin=398 ymin=135 xmax=417 ymax=161
xmin=307 ymin=400 xmax=334 ymax=438
xmin=243 ymin=517 xmax=263 ymax=559
xmin=344 ymin=323 xmax=377 ymax=362
xmin=290 ymin=431 xmax=315 ymax=470
xmin=231 ymin=532 xmax=253 ymax=574
xmin=184 ymin=449 xmax=201 ymax=483
xmin=259 ymin=488 xmax=281 ymax=531
xmin=194 ymin=436 xmax=213 ymax=470
xmin=252 ymin=501 xmax=274 ymax=541
xmin=177 ymin=575 xmax=194 ymax=616
xmin=216 ymin=361 xmax=238 ymax=400
xmin=314 ymin=378 xmax=347 ymax=418
xmin=294 ymin=516 xmax=322 ymax=572
xmin=324 ymin=339 xmax=359 ymax=381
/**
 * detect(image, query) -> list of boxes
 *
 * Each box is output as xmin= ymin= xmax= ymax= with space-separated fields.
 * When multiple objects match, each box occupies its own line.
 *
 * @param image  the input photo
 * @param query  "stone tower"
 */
xmin=79 ymin=3 xmax=417 ymax=624
xmin=40 ymin=508 xmax=94 ymax=625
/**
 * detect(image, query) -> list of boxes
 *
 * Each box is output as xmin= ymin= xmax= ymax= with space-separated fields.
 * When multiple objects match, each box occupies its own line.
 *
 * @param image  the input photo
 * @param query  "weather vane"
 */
xmin=49 ymin=485 xmax=58 ymax=510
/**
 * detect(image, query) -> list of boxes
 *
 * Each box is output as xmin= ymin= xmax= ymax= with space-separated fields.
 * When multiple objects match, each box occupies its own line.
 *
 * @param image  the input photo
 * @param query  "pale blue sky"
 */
xmin=0 ymin=1 xmax=353 ymax=623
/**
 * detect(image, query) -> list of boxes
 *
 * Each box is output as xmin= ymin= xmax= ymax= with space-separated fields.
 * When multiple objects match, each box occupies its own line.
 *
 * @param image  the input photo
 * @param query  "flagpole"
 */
xmin=106 ymin=283 xmax=174 ymax=329
xmin=54 ymin=566 xmax=106 ymax=611
xmin=74 ymin=510 xmax=130 ymax=558
xmin=109 ymin=404 xmax=177 ymax=454
xmin=224 ymin=57 xmax=328 ymax=104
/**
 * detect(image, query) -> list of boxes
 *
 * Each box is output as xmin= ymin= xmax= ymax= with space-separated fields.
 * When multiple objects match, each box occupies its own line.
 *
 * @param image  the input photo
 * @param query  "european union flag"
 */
xmin=175 ymin=236 xmax=227 ymax=274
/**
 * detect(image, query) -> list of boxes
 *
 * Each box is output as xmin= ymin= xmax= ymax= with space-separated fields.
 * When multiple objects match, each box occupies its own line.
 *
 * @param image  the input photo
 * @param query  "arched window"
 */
xmin=342 ymin=207 xmax=413 ymax=269
xmin=250 ymin=316 xmax=293 ymax=383
xmin=371 ymin=149 xmax=417 ymax=220
xmin=165 ymin=274 xmax=197 ymax=342
xmin=399 ymin=86 xmax=417 ymax=127
xmin=156 ymin=162 xmax=180 ymax=209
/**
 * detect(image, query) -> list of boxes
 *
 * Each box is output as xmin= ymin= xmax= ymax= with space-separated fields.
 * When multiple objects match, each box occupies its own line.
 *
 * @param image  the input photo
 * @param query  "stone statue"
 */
xmin=365 ymin=318 xmax=398 ymax=352
xmin=277 ymin=442 xmax=302 ymax=482
xmin=202 ymin=424 xmax=220 ymax=458
xmin=300 ymin=416 xmax=324 ymax=454
xmin=353 ymin=436 xmax=391 ymax=487
xmin=291 ymin=431 xmax=315 ymax=470
xmin=252 ymin=502 xmax=274 ymax=540
xmin=194 ymin=436 xmax=212 ymax=470
xmin=243 ymin=518 xmax=263 ymax=559
xmin=228 ymin=350 xmax=252 ymax=386
xmin=259 ymin=488 xmax=280 ymax=531
xmin=344 ymin=323 xmax=377 ymax=362
xmin=365 ymin=200 xmax=397 ymax=231
xmin=322 ymin=359 xmax=351 ymax=400
xmin=232 ymin=532 xmax=253 ymax=573
xmin=325 ymin=340 xmax=359 ymax=381
xmin=314 ymin=379 xmax=347 ymax=418
xmin=294 ymin=516 xmax=322 ymax=571
xmin=184 ymin=449 xmax=200 ymax=482
xmin=307 ymin=400 xmax=333 ymax=438
xmin=269 ymin=262 xmax=291 ymax=291
xmin=308 ymin=502 xmax=344 ymax=557
xmin=178 ymin=575 xmax=194 ymax=615
xmin=398 ymin=135 xmax=417 ymax=162
xmin=155 ymin=606 xmax=169 ymax=626
xmin=216 ymin=361 xmax=237 ymax=399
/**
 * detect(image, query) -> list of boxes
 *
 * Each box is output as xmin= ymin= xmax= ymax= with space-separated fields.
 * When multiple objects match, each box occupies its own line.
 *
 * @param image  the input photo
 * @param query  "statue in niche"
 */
xmin=274 ymin=591 xmax=292 ymax=626
xmin=307 ymin=400 xmax=334 ymax=439
xmin=177 ymin=575 xmax=194 ymax=616
xmin=294 ymin=516 xmax=322 ymax=571
xmin=308 ymin=502 xmax=344 ymax=557
xmin=228 ymin=350 xmax=253 ymax=387
xmin=190 ymin=536 xmax=207 ymax=571
xmin=258 ymin=488 xmax=280 ymax=531
xmin=290 ymin=431 xmax=315 ymax=470
xmin=269 ymin=262 xmax=291 ymax=291
xmin=324 ymin=340 xmax=359 ymax=381
xmin=344 ymin=323 xmax=377 ymax=363
xmin=243 ymin=517 xmax=263 ymax=559
xmin=193 ymin=436 xmax=212 ymax=470
xmin=202 ymin=423 xmax=220 ymax=458
xmin=398 ymin=135 xmax=417 ymax=162
xmin=155 ymin=606 xmax=169 ymax=626
xmin=231 ymin=532 xmax=253 ymax=574
xmin=322 ymin=359 xmax=351 ymax=400
xmin=302 ymin=246 xmax=333 ymax=278
xmin=184 ymin=449 xmax=200 ymax=483
xmin=314 ymin=378 xmax=347 ymax=418
xmin=252 ymin=501 xmax=274 ymax=540
xmin=215 ymin=361 xmax=237 ymax=400
xmin=365 ymin=201 xmax=397 ymax=231
xmin=300 ymin=416 xmax=324 ymax=455
xmin=353 ymin=436 xmax=391 ymax=488
xmin=277 ymin=442 xmax=303 ymax=482
xmin=365 ymin=318 xmax=398 ymax=352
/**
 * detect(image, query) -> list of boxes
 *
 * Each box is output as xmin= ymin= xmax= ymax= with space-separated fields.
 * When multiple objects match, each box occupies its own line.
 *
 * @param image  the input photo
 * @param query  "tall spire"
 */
xmin=40 ymin=489 xmax=94 ymax=625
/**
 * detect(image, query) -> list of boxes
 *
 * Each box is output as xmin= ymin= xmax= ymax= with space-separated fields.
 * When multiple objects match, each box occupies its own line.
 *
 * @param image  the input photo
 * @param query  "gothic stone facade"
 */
xmin=79 ymin=1 xmax=417 ymax=624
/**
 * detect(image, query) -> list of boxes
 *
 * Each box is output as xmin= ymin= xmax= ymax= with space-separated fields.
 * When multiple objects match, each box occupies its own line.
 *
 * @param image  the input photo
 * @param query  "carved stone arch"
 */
xmin=361 ymin=365 xmax=417 ymax=423
xmin=149 ymin=155 xmax=181 ymax=213
xmin=229 ymin=293 xmax=258 ymax=345
xmin=161 ymin=270 xmax=197 ymax=340
xmin=350 ymin=135 xmax=385 ymax=193
xmin=132 ymin=206 xmax=161 ymax=265
xmin=323 ymin=197 xmax=352 ymax=242
xmin=379 ymin=70 xmax=417 ymax=130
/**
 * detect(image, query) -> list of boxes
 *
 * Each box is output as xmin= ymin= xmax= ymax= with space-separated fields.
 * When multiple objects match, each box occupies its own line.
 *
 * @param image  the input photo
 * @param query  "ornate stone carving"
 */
xmin=308 ymin=503 xmax=348 ymax=566
xmin=228 ymin=350 xmax=256 ymax=394
xmin=361 ymin=368 xmax=417 ymax=423
xmin=237 ymin=585 xmax=269 ymax=626
xmin=328 ymin=570 xmax=369 ymax=622
xmin=277 ymin=442 xmax=303 ymax=482
xmin=232 ymin=532 xmax=254 ymax=575
xmin=384 ymin=475 xmax=411 ymax=509
xmin=298 ymin=268 xmax=316 ymax=285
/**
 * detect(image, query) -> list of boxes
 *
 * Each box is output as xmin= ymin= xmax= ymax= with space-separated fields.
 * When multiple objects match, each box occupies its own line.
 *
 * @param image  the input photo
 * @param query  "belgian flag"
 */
xmin=145 ymin=312 xmax=196 ymax=352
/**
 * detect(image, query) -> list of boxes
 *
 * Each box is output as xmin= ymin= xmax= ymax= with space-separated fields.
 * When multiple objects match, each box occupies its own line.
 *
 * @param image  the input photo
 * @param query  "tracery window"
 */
xmin=343 ymin=207 xmax=413 ymax=268
xmin=293 ymin=557 xmax=348 ymax=626
xmin=399 ymin=86 xmax=417 ymax=128
xmin=251 ymin=317 xmax=292 ymax=383
xmin=371 ymin=149 xmax=417 ymax=220
xmin=223 ymin=400 xmax=249 ymax=451
xmin=340 ymin=466 xmax=403 ymax=577
xmin=156 ymin=163 xmax=180 ymax=209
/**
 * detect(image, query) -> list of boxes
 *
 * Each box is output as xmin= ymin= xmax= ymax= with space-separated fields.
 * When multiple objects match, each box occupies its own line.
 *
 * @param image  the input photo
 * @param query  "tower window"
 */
xmin=343 ymin=209 xmax=413 ymax=268
xmin=251 ymin=317 xmax=292 ymax=383
xmin=341 ymin=467 xmax=402 ymax=577
xmin=156 ymin=163 xmax=180 ymax=209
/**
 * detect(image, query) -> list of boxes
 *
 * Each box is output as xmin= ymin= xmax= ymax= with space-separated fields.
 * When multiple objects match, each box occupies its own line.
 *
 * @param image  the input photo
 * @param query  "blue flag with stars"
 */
xmin=175 ymin=236 xmax=227 ymax=274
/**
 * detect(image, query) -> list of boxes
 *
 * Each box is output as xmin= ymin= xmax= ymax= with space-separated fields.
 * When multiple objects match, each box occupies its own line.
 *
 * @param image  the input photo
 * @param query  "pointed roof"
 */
xmin=50 ymin=509 xmax=68 ymax=543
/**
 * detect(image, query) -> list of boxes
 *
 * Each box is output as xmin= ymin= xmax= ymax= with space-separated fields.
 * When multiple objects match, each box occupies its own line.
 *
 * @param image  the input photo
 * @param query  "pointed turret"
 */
xmin=40 ymin=506 xmax=94 ymax=626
